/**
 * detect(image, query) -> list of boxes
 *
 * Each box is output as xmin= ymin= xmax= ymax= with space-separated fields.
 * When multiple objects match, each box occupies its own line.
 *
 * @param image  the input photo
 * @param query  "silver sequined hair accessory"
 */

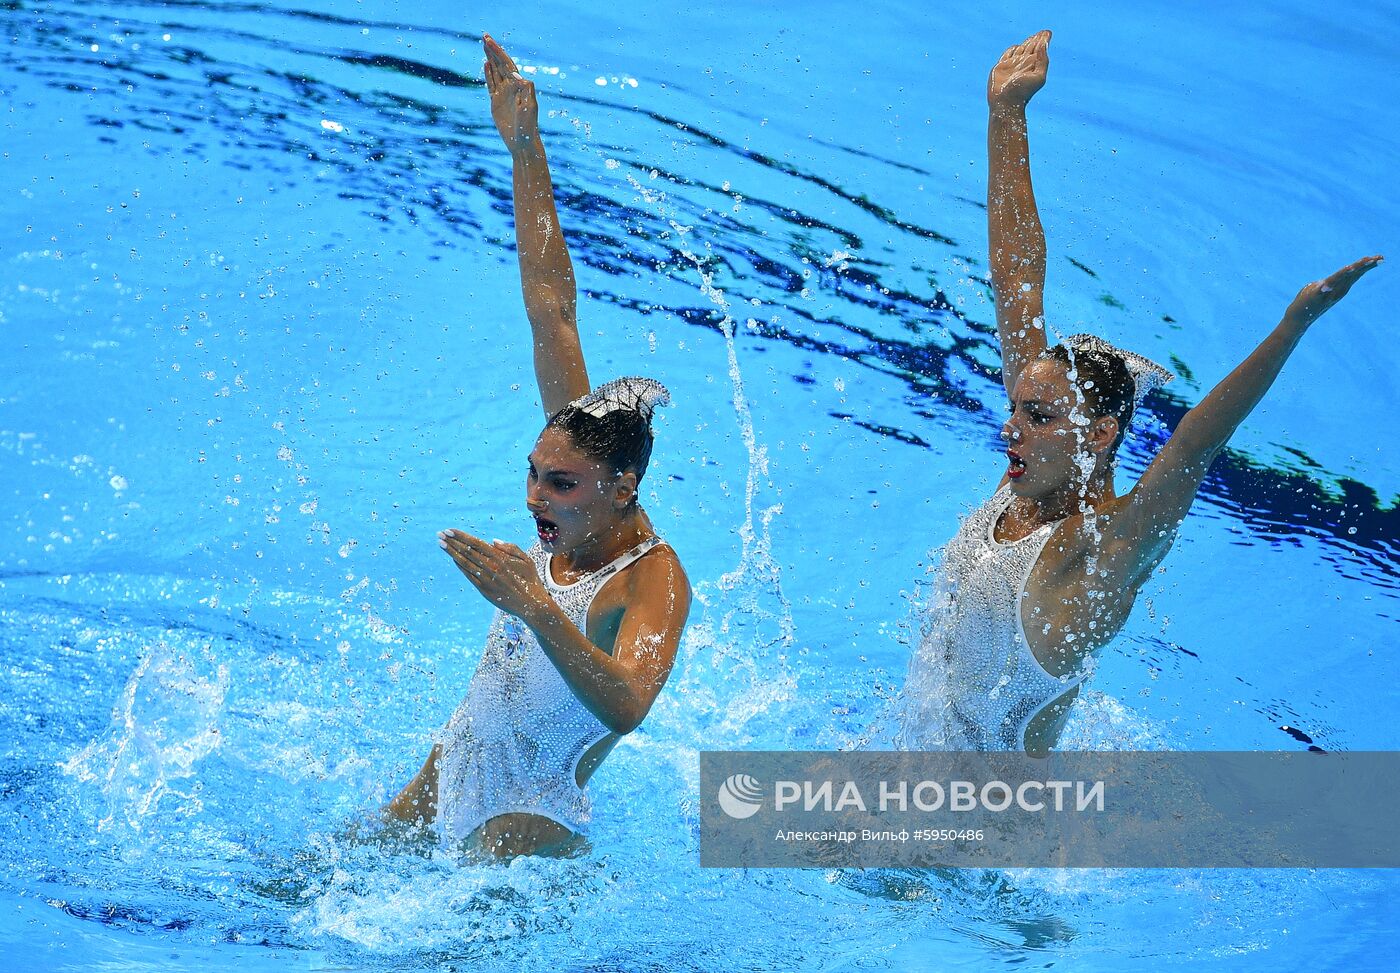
xmin=1062 ymin=333 xmax=1174 ymax=407
xmin=570 ymin=376 xmax=671 ymax=423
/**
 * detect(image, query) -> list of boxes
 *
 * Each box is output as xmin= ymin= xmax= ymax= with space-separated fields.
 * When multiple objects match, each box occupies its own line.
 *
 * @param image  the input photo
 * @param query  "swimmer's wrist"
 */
xmin=988 ymin=101 xmax=1029 ymax=119
xmin=509 ymin=134 xmax=547 ymax=163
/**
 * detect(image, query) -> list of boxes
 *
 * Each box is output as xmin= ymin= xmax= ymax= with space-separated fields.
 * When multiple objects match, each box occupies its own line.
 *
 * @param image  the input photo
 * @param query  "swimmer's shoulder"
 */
xmin=625 ymin=540 xmax=691 ymax=607
xmin=595 ymin=538 xmax=691 ymax=619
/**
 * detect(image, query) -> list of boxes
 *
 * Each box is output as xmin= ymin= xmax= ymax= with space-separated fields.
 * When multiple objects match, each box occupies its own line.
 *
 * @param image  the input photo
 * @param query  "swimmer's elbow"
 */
xmin=1169 ymin=411 xmax=1233 ymax=468
xmin=605 ymin=712 xmax=643 ymax=736
xmin=605 ymin=693 xmax=653 ymax=735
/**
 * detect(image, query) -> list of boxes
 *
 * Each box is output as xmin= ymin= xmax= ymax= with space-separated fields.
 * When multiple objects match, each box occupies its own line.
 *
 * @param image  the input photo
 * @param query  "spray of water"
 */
xmin=63 ymin=640 xmax=230 ymax=836
xmin=624 ymin=170 xmax=798 ymax=740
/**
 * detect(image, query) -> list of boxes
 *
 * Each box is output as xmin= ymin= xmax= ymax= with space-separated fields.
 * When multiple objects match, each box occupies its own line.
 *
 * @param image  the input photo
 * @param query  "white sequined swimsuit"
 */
xmin=899 ymin=487 xmax=1091 ymax=751
xmin=435 ymin=536 xmax=665 ymax=843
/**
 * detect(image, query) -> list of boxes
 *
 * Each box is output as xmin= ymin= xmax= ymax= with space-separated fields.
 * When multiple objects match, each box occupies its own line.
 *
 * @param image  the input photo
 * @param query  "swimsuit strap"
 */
xmin=589 ymin=534 xmax=665 ymax=585
xmin=544 ymin=534 xmax=666 ymax=594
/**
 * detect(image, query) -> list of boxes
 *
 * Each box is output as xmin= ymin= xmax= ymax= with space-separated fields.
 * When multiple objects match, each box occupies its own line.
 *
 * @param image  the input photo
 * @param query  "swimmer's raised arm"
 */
xmin=988 ymin=30 xmax=1052 ymax=399
xmin=484 ymin=34 xmax=590 ymax=417
xmin=1098 ymin=255 xmax=1384 ymax=585
xmin=440 ymin=530 xmax=690 ymax=734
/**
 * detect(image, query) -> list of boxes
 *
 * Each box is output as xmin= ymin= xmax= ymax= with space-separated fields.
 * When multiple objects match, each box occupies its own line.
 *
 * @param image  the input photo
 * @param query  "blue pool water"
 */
xmin=3 ymin=0 xmax=1398 ymax=969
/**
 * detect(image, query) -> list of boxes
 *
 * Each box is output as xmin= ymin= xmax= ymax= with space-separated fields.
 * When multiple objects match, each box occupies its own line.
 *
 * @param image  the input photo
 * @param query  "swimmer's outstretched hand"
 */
xmin=439 ymin=528 xmax=550 ymax=619
xmin=1283 ymin=255 xmax=1384 ymax=328
xmin=989 ymin=29 xmax=1051 ymax=109
xmin=483 ymin=34 xmax=541 ymax=155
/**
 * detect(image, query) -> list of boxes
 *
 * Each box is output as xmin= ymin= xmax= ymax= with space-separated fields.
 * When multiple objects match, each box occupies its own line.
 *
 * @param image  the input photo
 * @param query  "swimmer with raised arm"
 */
xmin=899 ymin=30 xmax=1381 ymax=755
xmin=385 ymin=35 xmax=691 ymax=857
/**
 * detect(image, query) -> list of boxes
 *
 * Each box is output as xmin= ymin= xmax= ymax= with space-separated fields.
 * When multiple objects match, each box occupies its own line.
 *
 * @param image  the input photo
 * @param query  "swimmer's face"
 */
xmin=1001 ymin=360 xmax=1116 ymax=497
xmin=525 ymin=426 xmax=634 ymax=552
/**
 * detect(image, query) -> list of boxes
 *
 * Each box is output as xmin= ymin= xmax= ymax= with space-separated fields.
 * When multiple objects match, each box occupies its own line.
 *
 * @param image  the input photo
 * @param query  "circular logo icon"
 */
xmin=717 ymin=773 xmax=763 ymax=819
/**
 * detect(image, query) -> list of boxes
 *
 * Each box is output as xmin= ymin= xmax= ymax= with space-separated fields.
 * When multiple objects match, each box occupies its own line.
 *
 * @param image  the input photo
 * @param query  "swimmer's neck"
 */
xmin=1013 ymin=469 xmax=1116 ymax=528
xmin=556 ymin=505 xmax=653 ymax=575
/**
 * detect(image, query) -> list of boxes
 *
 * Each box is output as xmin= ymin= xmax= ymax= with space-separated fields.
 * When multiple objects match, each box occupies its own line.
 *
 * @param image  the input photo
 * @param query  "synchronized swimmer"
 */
xmin=384 ymin=29 xmax=1380 ymax=859
xmin=896 ymin=31 xmax=1381 ymax=755
xmin=384 ymin=35 xmax=691 ymax=858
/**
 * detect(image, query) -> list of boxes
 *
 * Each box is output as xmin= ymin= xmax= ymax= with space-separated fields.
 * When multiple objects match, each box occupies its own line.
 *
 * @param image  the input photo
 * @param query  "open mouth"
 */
xmin=1007 ymin=450 xmax=1026 ymax=479
xmin=534 ymin=517 xmax=560 ymax=544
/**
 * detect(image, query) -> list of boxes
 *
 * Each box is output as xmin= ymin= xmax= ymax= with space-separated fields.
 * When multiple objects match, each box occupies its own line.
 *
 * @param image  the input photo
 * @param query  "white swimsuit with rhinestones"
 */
xmin=898 ymin=487 xmax=1091 ymax=751
xmin=435 ymin=536 xmax=665 ymax=843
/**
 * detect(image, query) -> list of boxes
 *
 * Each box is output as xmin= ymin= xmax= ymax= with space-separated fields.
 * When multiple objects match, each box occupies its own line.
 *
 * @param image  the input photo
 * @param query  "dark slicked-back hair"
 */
xmin=1040 ymin=344 xmax=1136 ymax=454
xmin=545 ymin=406 xmax=656 ymax=484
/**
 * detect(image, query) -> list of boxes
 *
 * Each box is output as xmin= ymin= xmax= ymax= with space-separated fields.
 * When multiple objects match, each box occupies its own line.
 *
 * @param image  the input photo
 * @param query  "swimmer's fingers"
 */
xmin=1016 ymin=29 xmax=1051 ymax=55
xmin=1284 ymin=255 xmax=1384 ymax=327
xmin=437 ymin=527 xmax=476 ymax=549
xmin=1328 ymin=254 xmax=1384 ymax=289
xmin=483 ymin=34 xmax=523 ymax=79
xmin=486 ymin=68 xmax=533 ymax=121
xmin=483 ymin=57 xmax=523 ymax=98
xmin=442 ymin=531 xmax=548 ymax=615
xmin=482 ymin=39 xmax=539 ymax=151
xmin=440 ymin=533 xmax=507 ymax=602
xmin=489 ymin=540 xmax=532 ymax=567
xmin=989 ymin=29 xmax=1051 ymax=106
xmin=440 ymin=530 xmax=494 ymax=568
xmin=482 ymin=34 xmax=512 ymax=71
xmin=437 ymin=529 xmax=492 ymax=576
xmin=459 ymin=532 xmax=519 ymax=567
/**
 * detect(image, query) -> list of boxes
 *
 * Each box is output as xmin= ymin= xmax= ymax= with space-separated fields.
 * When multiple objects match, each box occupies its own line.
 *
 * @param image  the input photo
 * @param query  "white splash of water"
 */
xmin=63 ymin=641 xmax=230 ymax=835
xmin=621 ymin=170 xmax=798 ymax=739
xmin=1057 ymin=334 xmax=1105 ymax=578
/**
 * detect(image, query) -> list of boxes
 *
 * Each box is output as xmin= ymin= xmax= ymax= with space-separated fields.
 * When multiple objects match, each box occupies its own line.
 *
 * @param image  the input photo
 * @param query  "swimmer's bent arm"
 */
xmin=525 ymin=550 xmax=692 ymax=734
xmin=1098 ymin=256 xmax=1384 ymax=585
xmin=484 ymin=34 xmax=590 ymax=417
xmin=988 ymin=30 xmax=1052 ymax=398
xmin=444 ymin=529 xmax=691 ymax=734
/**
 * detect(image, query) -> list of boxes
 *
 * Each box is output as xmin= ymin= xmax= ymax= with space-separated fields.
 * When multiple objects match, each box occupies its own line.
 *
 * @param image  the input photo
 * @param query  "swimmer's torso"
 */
xmin=435 ymin=535 xmax=671 ymax=846
xmin=1009 ymin=486 xmax=1145 ymax=671
xmin=905 ymin=487 xmax=1125 ymax=753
